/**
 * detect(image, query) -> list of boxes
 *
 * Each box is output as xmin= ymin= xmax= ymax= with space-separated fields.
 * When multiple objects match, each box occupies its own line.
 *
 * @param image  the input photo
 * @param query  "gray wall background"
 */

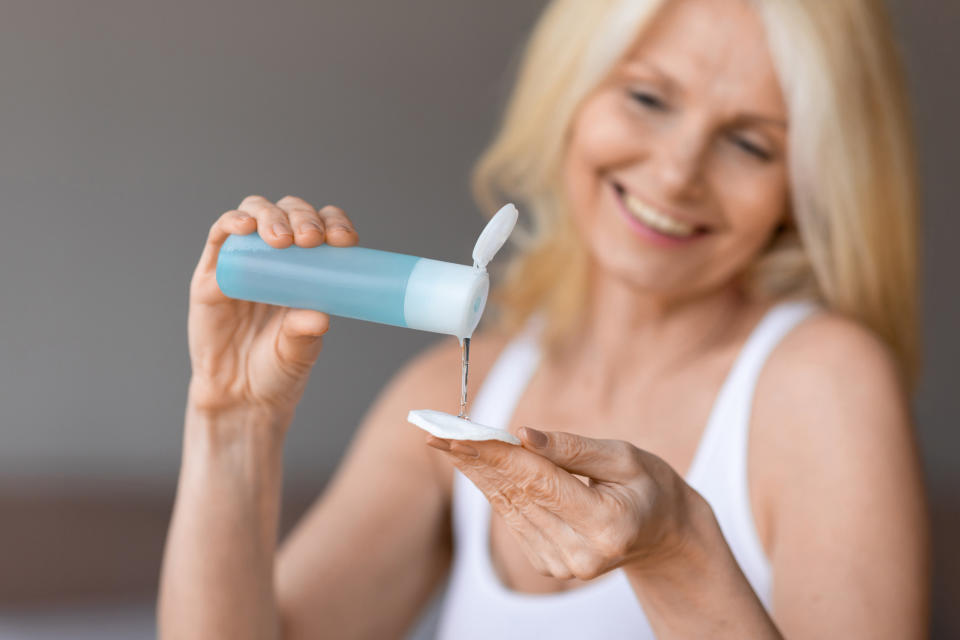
xmin=0 ymin=0 xmax=551 ymax=489
xmin=0 ymin=0 xmax=957 ymax=623
xmin=3 ymin=0 xmax=956 ymax=490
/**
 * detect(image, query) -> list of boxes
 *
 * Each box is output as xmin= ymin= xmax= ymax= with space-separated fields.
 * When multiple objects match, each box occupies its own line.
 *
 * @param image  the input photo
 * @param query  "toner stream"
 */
xmin=459 ymin=337 xmax=470 ymax=419
xmin=408 ymin=334 xmax=521 ymax=445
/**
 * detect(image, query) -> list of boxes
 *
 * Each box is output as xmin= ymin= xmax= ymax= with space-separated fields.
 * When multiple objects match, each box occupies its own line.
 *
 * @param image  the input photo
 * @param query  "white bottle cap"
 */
xmin=403 ymin=259 xmax=489 ymax=339
xmin=472 ymin=203 xmax=518 ymax=270
xmin=402 ymin=203 xmax=518 ymax=339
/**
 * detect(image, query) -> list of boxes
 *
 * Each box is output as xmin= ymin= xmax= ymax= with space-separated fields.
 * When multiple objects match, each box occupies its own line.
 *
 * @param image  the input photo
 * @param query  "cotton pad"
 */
xmin=407 ymin=409 xmax=521 ymax=445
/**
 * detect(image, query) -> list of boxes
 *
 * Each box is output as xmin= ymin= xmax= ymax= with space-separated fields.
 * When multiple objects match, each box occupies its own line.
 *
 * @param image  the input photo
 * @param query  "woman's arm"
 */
xmin=159 ymin=195 xmax=360 ymax=639
xmin=429 ymin=429 xmax=783 ymax=638
xmin=755 ymin=315 xmax=929 ymax=638
xmin=613 ymin=315 xmax=929 ymax=639
xmin=160 ymin=405 xmax=288 ymax=640
xmin=159 ymin=195 xmax=479 ymax=639
xmin=622 ymin=490 xmax=781 ymax=638
xmin=160 ymin=345 xmax=459 ymax=640
xmin=162 ymin=333 xmax=470 ymax=640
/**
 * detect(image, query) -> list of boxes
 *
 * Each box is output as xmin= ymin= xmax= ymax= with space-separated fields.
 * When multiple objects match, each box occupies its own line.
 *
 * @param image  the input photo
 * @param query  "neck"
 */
xmin=552 ymin=266 xmax=748 ymax=387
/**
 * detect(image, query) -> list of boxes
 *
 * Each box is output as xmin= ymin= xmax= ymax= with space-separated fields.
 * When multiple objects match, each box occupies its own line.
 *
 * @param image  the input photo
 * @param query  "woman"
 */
xmin=159 ymin=0 xmax=929 ymax=637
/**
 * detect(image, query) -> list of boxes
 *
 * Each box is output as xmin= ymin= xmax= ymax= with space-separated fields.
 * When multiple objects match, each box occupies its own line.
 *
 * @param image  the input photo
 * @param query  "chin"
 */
xmin=584 ymin=238 xmax=701 ymax=296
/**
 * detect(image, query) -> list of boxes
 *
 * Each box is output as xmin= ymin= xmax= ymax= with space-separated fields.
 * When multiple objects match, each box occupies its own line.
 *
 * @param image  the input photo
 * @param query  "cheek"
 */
xmin=563 ymin=95 xmax=638 ymax=219
xmin=712 ymin=168 xmax=790 ymax=272
xmin=569 ymin=97 xmax=635 ymax=168
xmin=725 ymin=172 xmax=788 ymax=241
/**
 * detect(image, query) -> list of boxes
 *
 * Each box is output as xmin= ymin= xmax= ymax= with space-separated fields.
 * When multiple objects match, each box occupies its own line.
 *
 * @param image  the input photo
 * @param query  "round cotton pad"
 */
xmin=407 ymin=409 xmax=521 ymax=445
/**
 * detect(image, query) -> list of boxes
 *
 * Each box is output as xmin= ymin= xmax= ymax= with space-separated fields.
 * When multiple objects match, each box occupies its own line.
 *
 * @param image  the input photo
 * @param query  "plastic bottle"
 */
xmin=215 ymin=203 xmax=518 ymax=340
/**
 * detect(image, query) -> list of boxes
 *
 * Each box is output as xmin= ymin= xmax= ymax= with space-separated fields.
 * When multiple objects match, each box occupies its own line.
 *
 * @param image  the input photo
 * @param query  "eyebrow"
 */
xmin=621 ymin=59 xmax=675 ymax=88
xmin=621 ymin=59 xmax=788 ymax=129
xmin=737 ymin=114 xmax=787 ymax=129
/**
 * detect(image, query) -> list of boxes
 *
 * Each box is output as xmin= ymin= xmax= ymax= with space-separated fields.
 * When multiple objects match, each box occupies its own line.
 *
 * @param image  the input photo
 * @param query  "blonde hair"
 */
xmin=474 ymin=0 xmax=920 ymax=386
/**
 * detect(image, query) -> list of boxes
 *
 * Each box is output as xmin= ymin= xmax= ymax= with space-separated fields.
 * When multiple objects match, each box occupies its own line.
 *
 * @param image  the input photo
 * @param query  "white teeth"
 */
xmin=622 ymin=191 xmax=697 ymax=238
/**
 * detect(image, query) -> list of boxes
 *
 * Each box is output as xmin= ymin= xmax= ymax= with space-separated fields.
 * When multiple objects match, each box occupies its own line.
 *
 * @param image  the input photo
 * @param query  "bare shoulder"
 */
xmin=753 ymin=309 xmax=919 ymax=489
xmin=755 ymin=310 xmax=910 ymax=445
xmin=750 ymin=309 xmax=922 ymax=545
xmin=770 ymin=309 xmax=905 ymax=393
xmin=750 ymin=310 xmax=928 ymax=628
xmin=747 ymin=312 xmax=928 ymax=634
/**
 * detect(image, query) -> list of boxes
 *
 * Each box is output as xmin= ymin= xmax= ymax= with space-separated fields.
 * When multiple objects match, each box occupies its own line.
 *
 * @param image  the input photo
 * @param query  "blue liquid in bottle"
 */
xmin=216 ymin=231 xmax=490 ymax=338
xmin=215 ymin=204 xmax=518 ymax=338
xmin=217 ymin=232 xmax=420 ymax=327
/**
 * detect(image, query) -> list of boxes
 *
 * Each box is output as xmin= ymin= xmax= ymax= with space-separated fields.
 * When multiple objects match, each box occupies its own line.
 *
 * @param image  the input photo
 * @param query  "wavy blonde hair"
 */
xmin=474 ymin=0 xmax=920 ymax=386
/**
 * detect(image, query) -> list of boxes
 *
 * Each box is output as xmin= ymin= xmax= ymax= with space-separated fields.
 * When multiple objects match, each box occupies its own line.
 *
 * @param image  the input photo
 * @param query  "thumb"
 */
xmin=276 ymin=308 xmax=330 ymax=368
xmin=518 ymin=427 xmax=643 ymax=484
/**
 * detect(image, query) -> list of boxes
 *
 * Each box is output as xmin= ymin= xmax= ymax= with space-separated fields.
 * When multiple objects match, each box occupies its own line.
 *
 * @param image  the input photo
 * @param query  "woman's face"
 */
xmin=563 ymin=0 xmax=789 ymax=299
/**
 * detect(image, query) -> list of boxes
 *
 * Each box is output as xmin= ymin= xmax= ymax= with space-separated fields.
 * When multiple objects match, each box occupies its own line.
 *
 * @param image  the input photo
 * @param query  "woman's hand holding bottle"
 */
xmin=160 ymin=196 xmax=358 ymax=640
xmin=186 ymin=194 xmax=358 ymax=431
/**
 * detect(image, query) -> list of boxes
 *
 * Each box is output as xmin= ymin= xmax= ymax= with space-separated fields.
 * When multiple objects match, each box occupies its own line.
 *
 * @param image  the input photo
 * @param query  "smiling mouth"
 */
xmin=611 ymin=182 xmax=709 ymax=239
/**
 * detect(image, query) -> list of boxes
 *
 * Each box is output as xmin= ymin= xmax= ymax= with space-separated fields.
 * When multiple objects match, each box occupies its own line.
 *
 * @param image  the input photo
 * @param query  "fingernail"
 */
xmin=273 ymin=223 xmax=292 ymax=237
xmin=425 ymin=436 xmax=451 ymax=451
xmin=521 ymin=427 xmax=547 ymax=448
xmin=299 ymin=222 xmax=323 ymax=234
xmin=451 ymin=442 xmax=479 ymax=458
xmin=330 ymin=224 xmax=353 ymax=234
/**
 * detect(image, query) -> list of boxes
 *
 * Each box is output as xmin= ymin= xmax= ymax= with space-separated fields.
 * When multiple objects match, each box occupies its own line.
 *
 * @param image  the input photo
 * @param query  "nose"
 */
xmin=648 ymin=121 xmax=709 ymax=202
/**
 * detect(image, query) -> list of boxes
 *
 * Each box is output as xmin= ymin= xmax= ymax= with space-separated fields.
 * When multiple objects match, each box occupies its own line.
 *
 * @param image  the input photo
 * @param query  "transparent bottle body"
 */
xmin=216 ymin=232 xmax=488 ymax=337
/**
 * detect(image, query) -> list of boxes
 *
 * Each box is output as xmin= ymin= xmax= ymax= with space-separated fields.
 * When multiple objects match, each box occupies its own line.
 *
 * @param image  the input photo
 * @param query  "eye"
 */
xmin=628 ymin=89 xmax=667 ymax=111
xmin=730 ymin=134 xmax=772 ymax=161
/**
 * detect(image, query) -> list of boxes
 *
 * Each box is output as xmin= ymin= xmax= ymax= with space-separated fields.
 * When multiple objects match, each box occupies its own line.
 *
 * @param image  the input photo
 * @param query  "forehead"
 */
xmin=621 ymin=0 xmax=785 ymax=116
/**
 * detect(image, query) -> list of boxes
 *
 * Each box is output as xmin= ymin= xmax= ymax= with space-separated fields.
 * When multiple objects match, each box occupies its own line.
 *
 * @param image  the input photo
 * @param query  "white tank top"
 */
xmin=434 ymin=301 xmax=818 ymax=639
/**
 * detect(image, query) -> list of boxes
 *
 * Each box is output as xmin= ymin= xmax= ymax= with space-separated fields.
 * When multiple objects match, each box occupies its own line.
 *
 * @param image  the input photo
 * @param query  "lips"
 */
xmin=611 ymin=181 xmax=710 ymax=240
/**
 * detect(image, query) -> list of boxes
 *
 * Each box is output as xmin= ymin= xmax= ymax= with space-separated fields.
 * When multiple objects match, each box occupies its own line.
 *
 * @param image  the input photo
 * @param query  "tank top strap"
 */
xmin=686 ymin=299 xmax=820 ymax=483
xmin=722 ymin=299 xmax=820 ymax=404
xmin=683 ymin=299 xmax=819 ymax=610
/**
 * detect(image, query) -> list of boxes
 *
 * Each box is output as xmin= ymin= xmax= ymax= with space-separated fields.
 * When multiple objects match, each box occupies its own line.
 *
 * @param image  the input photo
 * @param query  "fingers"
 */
xmin=488 ymin=491 xmax=574 ymax=580
xmin=234 ymin=195 xmax=357 ymax=249
xmin=519 ymin=428 xmax=645 ymax=484
xmin=206 ymin=196 xmax=357 ymax=259
xmin=430 ymin=437 xmax=575 ymax=517
xmin=276 ymin=195 xmax=325 ymax=248
xmin=237 ymin=195 xmax=295 ymax=248
xmin=461 ymin=439 xmax=592 ymax=508
xmin=317 ymin=205 xmax=358 ymax=247
xmin=434 ymin=437 xmax=610 ymax=580
xmin=439 ymin=443 xmax=575 ymax=579
xmin=193 ymin=194 xmax=358 ymax=312
xmin=195 ymin=209 xmax=258 ymax=280
xmin=275 ymin=308 xmax=330 ymax=368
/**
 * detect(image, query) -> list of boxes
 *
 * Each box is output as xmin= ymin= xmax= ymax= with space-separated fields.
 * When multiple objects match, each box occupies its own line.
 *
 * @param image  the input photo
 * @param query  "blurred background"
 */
xmin=0 ymin=0 xmax=956 ymax=638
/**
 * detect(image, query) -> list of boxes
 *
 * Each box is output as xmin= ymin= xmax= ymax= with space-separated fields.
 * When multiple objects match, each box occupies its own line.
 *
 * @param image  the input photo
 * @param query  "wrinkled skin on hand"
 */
xmin=426 ymin=427 xmax=699 ymax=581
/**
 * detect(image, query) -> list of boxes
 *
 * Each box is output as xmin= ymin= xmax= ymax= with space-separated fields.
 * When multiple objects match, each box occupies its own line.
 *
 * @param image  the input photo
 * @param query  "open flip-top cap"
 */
xmin=472 ymin=203 xmax=518 ymax=270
